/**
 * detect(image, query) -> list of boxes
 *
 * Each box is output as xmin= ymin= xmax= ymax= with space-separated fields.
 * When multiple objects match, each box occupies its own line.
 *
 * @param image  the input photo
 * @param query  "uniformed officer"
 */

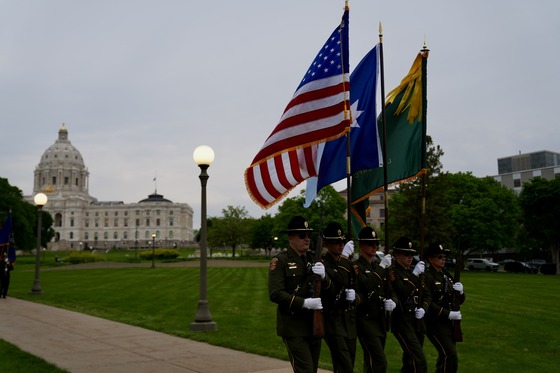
xmin=351 ymin=227 xmax=397 ymax=373
xmin=268 ymin=215 xmax=326 ymax=373
xmin=424 ymin=243 xmax=465 ymax=373
xmin=390 ymin=236 xmax=430 ymax=373
xmin=320 ymin=222 xmax=357 ymax=373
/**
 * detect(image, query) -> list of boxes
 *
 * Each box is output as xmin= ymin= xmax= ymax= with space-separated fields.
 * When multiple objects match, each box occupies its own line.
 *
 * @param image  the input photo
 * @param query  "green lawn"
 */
xmin=4 ymin=254 xmax=560 ymax=372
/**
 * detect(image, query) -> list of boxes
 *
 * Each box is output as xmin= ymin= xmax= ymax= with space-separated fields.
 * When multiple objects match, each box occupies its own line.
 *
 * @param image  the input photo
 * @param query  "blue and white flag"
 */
xmin=305 ymin=45 xmax=382 ymax=206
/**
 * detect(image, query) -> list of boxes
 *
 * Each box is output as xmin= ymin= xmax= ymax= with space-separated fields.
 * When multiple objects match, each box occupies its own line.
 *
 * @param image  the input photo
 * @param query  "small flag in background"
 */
xmin=305 ymin=45 xmax=382 ymax=206
xmin=245 ymin=8 xmax=351 ymax=209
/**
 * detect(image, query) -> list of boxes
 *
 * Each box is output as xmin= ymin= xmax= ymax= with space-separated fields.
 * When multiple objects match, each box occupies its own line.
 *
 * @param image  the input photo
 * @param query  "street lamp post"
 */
xmin=190 ymin=145 xmax=218 ymax=332
xmin=151 ymin=233 xmax=156 ymax=268
xmin=30 ymin=192 xmax=48 ymax=295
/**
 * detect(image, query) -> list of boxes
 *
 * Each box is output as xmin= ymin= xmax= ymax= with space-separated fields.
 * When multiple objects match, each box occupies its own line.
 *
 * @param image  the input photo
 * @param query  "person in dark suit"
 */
xmin=320 ymin=222 xmax=357 ymax=373
xmin=0 ymin=254 xmax=14 ymax=298
xmin=424 ymin=243 xmax=465 ymax=373
xmin=352 ymin=227 xmax=397 ymax=373
xmin=268 ymin=216 xmax=327 ymax=373
xmin=391 ymin=237 xmax=430 ymax=373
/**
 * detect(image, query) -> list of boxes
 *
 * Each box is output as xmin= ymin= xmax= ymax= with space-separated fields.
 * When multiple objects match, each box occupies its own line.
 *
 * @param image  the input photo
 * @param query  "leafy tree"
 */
xmin=446 ymin=173 xmax=520 ymax=255
xmin=0 ymin=177 xmax=46 ymax=251
xmin=275 ymin=185 xmax=347 ymax=249
xmin=207 ymin=205 xmax=252 ymax=257
xmin=388 ymin=138 xmax=520 ymax=256
xmin=250 ymin=214 xmax=277 ymax=256
xmin=519 ymin=177 xmax=560 ymax=274
xmin=388 ymin=136 xmax=452 ymax=249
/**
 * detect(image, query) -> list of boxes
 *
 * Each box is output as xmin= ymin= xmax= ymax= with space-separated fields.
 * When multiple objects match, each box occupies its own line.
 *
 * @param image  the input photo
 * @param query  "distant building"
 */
xmin=493 ymin=150 xmax=560 ymax=192
xmin=26 ymin=124 xmax=194 ymax=251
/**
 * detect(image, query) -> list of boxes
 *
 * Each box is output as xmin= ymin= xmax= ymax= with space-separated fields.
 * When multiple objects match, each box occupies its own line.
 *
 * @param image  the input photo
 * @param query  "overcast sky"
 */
xmin=1 ymin=1 xmax=558 ymax=229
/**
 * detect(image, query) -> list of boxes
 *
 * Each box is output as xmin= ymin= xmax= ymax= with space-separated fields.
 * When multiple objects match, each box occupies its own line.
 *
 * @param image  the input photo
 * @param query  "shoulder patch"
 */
xmin=269 ymin=257 xmax=279 ymax=271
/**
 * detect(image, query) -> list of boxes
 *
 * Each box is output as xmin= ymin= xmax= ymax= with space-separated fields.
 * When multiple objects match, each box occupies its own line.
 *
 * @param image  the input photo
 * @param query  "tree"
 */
xmin=519 ymin=177 xmax=560 ymax=274
xmin=388 ymin=138 xmax=520 ymax=256
xmin=0 ymin=177 xmax=46 ymax=251
xmin=207 ymin=205 xmax=252 ymax=257
xmin=274 ymin=185 xmax=347 ymax=249
xmin=389 ymin=136 xmax=452 ymax=250
xmin=446 ymin=173 xmax=520 ymax=255
xmin=250 ymin=214 xmax=276 ymax=256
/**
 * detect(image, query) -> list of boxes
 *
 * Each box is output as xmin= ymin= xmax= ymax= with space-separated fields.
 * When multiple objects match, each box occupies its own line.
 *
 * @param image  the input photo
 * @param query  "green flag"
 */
xmin=351 ymin=51 xmax=428 ymax=209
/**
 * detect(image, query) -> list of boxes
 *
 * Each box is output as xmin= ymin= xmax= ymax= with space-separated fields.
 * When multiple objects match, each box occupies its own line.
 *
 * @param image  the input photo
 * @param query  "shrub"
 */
xmin=66 ymin=252 xmax=102 ymax=264
xmin=139 ymin=248 xmax=181 ymax=261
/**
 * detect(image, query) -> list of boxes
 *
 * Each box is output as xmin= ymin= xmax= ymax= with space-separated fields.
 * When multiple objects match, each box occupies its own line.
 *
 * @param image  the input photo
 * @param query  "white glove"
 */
xmin=453 ymin=282 xmax=464 ymax=294
xmin=342 ymin=241 xmax=354 ymax=257
xmin=384 ymin=298 xmax=396 ymax=312
xmin=345 ymin=289 xmax=356 ymax=302
xmin=303 ymin=298 xmax=323 ymax=310
xmin=413 ymin=261 xmax=425 ymax=277
xmin=312 ymin=262 xmax=326 ymax=279
xmin=448 ymin=311 xmax=462 ymax=320
xmin=415 ymin=307 xmax=425 ymax=319
xmin=379 ymin=254 xmax=392 ymax=269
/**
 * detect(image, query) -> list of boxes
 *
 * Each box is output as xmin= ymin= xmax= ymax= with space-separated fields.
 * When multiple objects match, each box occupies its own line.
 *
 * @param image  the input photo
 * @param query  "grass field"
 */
xmin=3 ymin=252 xmax=560 ymax=372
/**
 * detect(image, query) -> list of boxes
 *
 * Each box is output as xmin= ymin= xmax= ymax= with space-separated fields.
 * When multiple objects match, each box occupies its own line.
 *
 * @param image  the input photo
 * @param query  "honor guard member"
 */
xmin=321 ymin=222 xmax=357 ymax=373
xmin=268 ymin=216 xmax=327 ymax=373
xmin=424 ymin=243 xmax=465 ymax=373
xmin=351 ymin=227 xmax=396 ymax=373
xmin=391 ymin=237 xmax=430 ymax=373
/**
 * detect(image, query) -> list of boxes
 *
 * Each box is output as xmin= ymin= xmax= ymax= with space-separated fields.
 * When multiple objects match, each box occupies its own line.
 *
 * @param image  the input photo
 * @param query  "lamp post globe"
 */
xmin=190 ymin=145 xmax=217 ymax=332
xmin=193 ymin=145 xmax=215 ymax=166
xmin=30 ymin=192 xmax=48 ymax=295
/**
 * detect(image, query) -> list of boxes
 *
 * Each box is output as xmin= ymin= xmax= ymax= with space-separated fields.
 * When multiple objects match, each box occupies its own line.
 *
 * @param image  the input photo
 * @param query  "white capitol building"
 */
xmin=27 ymin=124 xmax=195 ymax=251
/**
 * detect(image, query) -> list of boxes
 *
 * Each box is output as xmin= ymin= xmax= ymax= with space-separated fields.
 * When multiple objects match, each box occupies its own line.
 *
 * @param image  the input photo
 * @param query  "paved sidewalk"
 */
xmin=0 ymin=297 xmax=330 ymax=373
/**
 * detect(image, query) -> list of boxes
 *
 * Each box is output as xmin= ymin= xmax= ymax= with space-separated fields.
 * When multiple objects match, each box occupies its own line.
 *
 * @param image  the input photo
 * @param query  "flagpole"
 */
xmin=419 ymin=43 xmax=429 ymax=259
xmin=343 ymin=0 xmax=352 ymax=239
xmin=378 ymin=23 xmax=390 ymax=250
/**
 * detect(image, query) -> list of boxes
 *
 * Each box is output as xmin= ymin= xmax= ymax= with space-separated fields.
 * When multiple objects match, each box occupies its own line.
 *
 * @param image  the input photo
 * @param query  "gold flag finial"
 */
xmin=379 ymin=22 xmax=383 ymax=43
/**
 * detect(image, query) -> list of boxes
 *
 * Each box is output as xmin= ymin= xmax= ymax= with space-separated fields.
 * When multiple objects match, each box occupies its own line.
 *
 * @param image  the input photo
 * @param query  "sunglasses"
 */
xmin=298 ymin=233 xmax=311 ymax=239
xmin=436 ymin=255 xmax=447 ymax=260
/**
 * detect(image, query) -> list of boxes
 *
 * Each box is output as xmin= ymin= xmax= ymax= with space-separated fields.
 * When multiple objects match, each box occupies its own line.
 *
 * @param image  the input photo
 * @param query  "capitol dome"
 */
xmin=39 ymin=124 xmax=86 ymax=168
xmin=33 ymin=123 xmax=92 ymax=197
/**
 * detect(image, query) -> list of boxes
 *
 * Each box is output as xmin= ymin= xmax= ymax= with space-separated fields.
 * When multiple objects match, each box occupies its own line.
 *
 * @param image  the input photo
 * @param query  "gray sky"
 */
xmin=1 ymin=1 xmax=559 ymax=229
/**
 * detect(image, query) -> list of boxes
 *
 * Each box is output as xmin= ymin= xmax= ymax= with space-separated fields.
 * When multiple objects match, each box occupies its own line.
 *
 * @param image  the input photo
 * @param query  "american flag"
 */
xmin=245 ymin=9 xmax=350 ymax=209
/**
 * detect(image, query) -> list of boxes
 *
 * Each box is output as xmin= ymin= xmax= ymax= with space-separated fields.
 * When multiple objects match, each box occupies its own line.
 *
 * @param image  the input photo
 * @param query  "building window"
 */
xmin=104 ymin=232 xmax=108 ymax=240
xmin=69 ymin=232 xmax=74 ymax=239
xmin=146 ymin=218 xmax=150 ymax=226
xmin=95 ymin=219 xmax=99 ymax=228
xmin=104 ymin=218 xmax=109 ymax=228
xmin=169 ymin=231 xmax=174 ymax=238
xmin=169 ymin=210 xmax=174 ymax=215
xmin=169 ymin=218 xmax=174 ymax=227
xmin=70 ymin=218 xmax=74 ymax=227
xmin=124 ymin=211 xmax=128 ymax=216
xmin=85 ymin=232 xmax=89 ymax=240
xmin=64 ymin=176 xmax=69 ymax=185
xmin=156 ymin=210 xmax=161 ymax=216
xmin=114 ymin=219 xmax=118 ymax=227
xmin=75 ymin=178 xmax=79 ymax=186
xmin=513 ymin=179 xmax=521 ymax=188
xmin=135 ymin=218 xmax=140 ymax=227
xmin=85 ymin=219 xmax=89 ymax=228
xmin=52 ymin=176 xmax=56 ymax=185
xmin=113 ymin=232 xmax=118 ymax=240
xmin=124 ymin=232 xmax=128 ymax=239
xmin=380 ymin=209 xmax=386 ymax=218
xmin=156 ymin=218 xmax=161 ymax=227
xmin=124 ymin=218 xmax=128 ymax=227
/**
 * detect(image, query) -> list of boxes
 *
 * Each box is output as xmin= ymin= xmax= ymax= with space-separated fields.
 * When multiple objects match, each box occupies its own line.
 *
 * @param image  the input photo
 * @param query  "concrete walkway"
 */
xmin=0 ymin=297 xmax=330 ymax=373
